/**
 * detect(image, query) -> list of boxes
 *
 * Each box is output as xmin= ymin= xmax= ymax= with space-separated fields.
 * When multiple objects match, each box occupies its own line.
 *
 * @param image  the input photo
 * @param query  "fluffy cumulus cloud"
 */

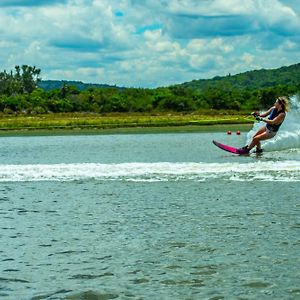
xmin=0 ymin=0 xmax=299 ymax=87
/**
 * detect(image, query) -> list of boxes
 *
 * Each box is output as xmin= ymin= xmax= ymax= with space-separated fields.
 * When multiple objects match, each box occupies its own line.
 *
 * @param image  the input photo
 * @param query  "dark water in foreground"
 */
xmin=0 ymin=130 xmax=300 ymax=300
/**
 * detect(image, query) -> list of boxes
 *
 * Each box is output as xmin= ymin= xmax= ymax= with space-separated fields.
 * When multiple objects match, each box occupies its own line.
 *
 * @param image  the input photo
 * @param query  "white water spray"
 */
xmin=246 ymin=95 xmax=300 ymax=152
xmin=0 ymin=161 xmax=299 ymax=182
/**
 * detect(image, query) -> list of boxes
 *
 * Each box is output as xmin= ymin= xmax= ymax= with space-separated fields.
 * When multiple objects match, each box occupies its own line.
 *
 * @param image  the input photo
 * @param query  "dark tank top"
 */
xmin=266 ymin=108 xmax=285 ymax=132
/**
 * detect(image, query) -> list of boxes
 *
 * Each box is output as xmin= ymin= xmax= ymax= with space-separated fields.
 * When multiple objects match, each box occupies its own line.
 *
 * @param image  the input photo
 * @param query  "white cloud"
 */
xmin=167 ymin=0 xmax=255 ymax=16
xmin=242 ymin=53 xmax=255 ymax=64
xmin=165 ymin=0 xmax=300 ymax=38
xmin=0 ymin=0 xmax=299 ymax=87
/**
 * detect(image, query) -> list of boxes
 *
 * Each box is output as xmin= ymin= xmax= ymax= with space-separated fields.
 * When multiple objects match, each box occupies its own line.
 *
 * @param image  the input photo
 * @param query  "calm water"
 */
xmin=1 ymin=129 xmax=300 ymax=300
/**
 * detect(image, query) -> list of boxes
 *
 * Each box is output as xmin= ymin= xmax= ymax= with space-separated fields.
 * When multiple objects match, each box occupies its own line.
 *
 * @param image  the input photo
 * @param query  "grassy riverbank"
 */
xmin=0 ymin=111 xmax=254 ymax=135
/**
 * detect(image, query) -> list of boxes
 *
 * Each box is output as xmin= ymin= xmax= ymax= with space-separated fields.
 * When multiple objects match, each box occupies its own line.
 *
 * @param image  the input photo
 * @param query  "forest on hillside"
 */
xmin=0 ymin=64 xmax=299 ymax=114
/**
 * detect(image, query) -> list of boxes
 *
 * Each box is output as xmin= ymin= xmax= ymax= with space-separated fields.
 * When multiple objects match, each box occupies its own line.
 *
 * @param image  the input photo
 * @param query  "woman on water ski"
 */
xmin=238 ymin=96 xmax=289 ymax=154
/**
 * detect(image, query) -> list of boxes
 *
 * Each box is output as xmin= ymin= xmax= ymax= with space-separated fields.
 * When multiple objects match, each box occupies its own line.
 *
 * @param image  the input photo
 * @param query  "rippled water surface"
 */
xmin=1 ymin=131 xmax=300 ymax=300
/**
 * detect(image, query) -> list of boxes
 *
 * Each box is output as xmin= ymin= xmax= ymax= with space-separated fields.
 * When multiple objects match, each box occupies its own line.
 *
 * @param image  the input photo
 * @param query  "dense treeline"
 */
xmin=0 ymin=64 xmax=299 ymax=114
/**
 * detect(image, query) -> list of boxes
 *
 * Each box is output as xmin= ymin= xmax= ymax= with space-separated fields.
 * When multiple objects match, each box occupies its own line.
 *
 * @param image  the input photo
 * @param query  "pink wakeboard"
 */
xmin=213 ymin=140 xmax=241 ymax=155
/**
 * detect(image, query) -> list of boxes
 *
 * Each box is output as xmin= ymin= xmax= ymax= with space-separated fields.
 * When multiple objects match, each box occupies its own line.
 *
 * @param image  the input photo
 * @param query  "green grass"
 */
xmin=0 ymin=112 xmax=254 ymax=134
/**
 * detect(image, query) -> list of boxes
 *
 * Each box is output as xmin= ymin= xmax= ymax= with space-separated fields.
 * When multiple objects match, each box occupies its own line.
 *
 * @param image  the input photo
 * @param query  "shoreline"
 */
xmin=0 ymin=123 xmax=252 ymax=136
xmin=0 ymin=112 xmax=253 ymax=136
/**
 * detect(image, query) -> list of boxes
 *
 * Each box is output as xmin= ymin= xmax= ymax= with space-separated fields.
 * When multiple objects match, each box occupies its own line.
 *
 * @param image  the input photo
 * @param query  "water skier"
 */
xmin=238 ymin=96 xmax=289 ymax=154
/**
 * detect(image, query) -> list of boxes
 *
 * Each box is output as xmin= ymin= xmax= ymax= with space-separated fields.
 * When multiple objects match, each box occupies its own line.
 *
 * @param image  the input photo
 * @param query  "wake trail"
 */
xmin=0 ymin=161 xmax=299 ymax=182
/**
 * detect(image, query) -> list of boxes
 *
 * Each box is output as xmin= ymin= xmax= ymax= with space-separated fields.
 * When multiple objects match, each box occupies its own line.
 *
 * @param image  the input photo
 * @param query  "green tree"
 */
xmin=0 ymin=65 xmax=41 ymax=96
xmin=19 ymin=65 xmax=41 ymax=93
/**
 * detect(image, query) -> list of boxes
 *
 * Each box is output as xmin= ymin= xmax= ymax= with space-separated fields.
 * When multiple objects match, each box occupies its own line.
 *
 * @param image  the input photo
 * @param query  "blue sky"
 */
xmin=0 ymin=0 xmax=299 ymax=87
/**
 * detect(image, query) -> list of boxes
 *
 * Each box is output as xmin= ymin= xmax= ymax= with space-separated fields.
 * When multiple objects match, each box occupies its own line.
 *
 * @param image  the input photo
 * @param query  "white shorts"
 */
xmin=266 ymin=127 xmax=277 ymax=138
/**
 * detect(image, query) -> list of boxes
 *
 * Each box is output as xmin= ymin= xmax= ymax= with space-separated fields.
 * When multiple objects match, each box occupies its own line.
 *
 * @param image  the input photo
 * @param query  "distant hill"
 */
xmin=38 ymin=63 xmax=300 ymax=92
xmin=178 ymin=63 xmax=300 ymax=91
xmin=38 ymin=80 xmax=122 ymax=91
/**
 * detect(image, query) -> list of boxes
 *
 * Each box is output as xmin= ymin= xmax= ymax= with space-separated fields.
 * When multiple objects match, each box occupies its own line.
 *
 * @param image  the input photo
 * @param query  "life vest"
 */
xmin=266 ymin=108 xmax=285 ymax=132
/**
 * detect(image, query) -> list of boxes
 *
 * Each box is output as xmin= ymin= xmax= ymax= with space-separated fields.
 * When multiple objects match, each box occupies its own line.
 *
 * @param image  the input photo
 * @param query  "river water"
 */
xmin=1 ymin=103 xmax=300 ymax=299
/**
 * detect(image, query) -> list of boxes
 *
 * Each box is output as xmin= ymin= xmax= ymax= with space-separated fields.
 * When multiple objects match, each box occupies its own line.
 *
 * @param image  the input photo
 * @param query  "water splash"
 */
xmin=246 ymin=95 xmax=300 ymax=151
xmin=0 ymin=161 xmax=299 ymax=182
